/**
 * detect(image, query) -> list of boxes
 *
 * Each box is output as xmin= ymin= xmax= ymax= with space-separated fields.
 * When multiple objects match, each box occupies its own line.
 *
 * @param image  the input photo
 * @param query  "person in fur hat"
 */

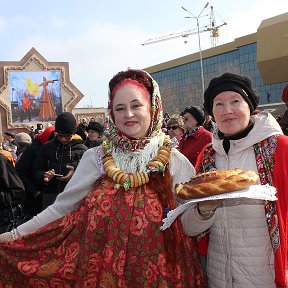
xmin=181 ymin=72 xmax=288 ymax=287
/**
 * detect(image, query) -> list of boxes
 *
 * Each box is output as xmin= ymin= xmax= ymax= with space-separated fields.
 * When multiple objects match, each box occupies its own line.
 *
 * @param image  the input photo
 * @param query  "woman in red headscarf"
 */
xmin=0 ymin=69 xmax=205 ymax=287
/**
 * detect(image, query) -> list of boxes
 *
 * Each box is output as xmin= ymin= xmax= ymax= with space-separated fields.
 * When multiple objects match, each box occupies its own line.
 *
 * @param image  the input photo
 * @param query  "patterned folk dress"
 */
xmin=0 ymin=173 xmax=205 ymax=288
xmin=0 ymin=69 xmax=205 ymax=287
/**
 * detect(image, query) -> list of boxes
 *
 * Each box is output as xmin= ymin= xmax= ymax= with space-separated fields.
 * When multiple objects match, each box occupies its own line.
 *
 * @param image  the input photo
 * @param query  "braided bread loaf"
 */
xmin=176 ymin=168 xmax=259 ymax=200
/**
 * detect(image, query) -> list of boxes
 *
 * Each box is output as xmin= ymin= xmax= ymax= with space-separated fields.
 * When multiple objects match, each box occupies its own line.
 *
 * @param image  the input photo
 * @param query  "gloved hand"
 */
xmin=196 ymin=199 xmax=222 ymax=220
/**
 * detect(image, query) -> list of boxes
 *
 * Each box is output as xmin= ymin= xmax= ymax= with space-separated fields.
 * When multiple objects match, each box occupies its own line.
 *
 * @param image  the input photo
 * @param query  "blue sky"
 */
xmin=1 ymin=0 xmax=287 ymax=108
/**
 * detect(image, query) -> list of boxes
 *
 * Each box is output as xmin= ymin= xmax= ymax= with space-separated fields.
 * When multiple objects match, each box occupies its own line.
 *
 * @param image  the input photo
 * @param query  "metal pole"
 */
xmin=182 ymin=3 xmax=209 ymax=99
xmin=197 ymin=17 xmax=205 ymax=98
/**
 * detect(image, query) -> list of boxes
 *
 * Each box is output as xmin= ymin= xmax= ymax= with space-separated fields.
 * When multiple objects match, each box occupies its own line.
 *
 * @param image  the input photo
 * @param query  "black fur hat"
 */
xmin=204 ymin=73 xmax=260 ymax=116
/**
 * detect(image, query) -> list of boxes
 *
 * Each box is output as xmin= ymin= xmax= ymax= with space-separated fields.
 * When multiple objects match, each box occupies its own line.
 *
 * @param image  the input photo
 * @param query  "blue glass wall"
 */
xmin=150 ymin=43 xmax=288 ymax=114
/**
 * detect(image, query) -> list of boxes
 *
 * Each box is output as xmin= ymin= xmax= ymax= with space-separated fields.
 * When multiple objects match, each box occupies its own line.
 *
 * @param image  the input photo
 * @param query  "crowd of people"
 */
xmin=0 ymin=69 xmax=287 ymax=287
xmin=0 ymin=115 xmax=104 ymax=219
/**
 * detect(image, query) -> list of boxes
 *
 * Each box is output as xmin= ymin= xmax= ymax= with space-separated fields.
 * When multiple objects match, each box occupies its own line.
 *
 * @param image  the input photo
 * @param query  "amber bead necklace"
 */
xmin=102 ymin=137 xmax=172 ymax=190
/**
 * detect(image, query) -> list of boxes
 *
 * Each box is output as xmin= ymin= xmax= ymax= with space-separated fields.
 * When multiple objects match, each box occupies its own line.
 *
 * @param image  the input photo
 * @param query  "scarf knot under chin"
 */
xmin=108 ymin=129 xmax=164 ymax=152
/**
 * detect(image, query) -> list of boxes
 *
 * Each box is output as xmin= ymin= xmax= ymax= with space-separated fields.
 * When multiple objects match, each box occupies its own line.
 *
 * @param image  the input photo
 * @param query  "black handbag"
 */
xmin=0 ymin=193 xmax=28 ymax=234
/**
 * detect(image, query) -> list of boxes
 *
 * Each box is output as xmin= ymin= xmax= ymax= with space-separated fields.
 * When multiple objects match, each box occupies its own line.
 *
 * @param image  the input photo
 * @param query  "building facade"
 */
xmin=144 ymin=12 xmax=288 ymax=117
xmin=72 ymin=107 xmax=107 ymax=124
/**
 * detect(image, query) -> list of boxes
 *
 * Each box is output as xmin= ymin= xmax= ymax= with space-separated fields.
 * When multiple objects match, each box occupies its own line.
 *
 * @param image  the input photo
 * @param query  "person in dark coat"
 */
xmin=0 ymin=154 xmax=25 ymax=234
xmin=34 ymin=112 xmax=87 ymax=209
xmin=16 ymin=126 xmax=56 ymax=217
xmin=84 ymin=121 xmax=104 ymax=148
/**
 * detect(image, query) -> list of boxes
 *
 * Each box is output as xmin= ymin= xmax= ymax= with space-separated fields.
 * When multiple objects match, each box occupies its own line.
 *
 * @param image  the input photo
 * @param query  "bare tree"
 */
xmin=155 ymin=59 xmax=241 ymax=114
xmin=158 ymin=79 xmax=180 ymax=114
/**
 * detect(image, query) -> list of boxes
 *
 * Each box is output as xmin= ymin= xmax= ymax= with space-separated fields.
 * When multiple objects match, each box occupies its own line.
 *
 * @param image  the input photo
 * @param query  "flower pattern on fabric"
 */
xmin=253 ymin=135 xmax=280 ymax=251
xmin=0 ymin=176 xmax=205 ymax=288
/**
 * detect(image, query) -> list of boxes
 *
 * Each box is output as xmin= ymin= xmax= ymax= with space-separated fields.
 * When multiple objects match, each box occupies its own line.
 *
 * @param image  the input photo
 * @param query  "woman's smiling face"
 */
xmin=212 ymin=91 xmax=251 ymax=136
xmin=112 ymin=84 xmax=151 ymax=139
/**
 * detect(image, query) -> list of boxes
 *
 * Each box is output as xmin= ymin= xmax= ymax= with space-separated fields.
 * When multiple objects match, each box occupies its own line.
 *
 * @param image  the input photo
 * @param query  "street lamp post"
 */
xmin=182 ymin=3 xmax=209 ymax=99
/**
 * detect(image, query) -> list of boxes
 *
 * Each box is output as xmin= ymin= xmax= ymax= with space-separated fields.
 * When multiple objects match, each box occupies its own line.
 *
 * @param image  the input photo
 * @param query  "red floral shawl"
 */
xmin=0 ymin=175 xmax=205 ymax=287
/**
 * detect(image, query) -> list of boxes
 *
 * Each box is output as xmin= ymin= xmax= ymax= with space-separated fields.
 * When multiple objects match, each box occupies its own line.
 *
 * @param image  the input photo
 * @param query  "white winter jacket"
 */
xmin=181 ymin=112 xmax=283 ymax=288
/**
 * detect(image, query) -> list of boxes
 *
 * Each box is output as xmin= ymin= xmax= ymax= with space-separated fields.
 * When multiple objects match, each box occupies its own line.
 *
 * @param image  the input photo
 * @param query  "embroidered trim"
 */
xmin=253 ymin=135 xmax=280 ymax=251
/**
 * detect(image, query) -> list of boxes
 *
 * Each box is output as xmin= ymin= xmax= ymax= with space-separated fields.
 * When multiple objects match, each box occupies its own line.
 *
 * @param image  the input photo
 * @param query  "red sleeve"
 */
xmin=272 ymin=135 xmax=288 ymax=287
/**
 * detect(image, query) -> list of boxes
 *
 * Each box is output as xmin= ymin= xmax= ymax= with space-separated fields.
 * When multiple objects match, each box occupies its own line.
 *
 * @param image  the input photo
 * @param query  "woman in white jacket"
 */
xmin=181 ymin=72 xmax=288 ymax=288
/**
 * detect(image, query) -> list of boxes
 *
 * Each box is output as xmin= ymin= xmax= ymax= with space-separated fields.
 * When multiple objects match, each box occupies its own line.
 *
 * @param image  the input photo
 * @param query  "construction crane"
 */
xmin=141 ymin=6 xmax=226 ymax=48
xmin=209 ymin=6 xmax=227 ymax=47
xmin=142 ymin=26 xmax=209 ymax=46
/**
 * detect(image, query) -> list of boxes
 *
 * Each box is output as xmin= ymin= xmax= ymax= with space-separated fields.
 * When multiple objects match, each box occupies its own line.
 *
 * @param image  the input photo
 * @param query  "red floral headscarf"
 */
xmin=106 ymin=69 xmax=163 ymax=151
